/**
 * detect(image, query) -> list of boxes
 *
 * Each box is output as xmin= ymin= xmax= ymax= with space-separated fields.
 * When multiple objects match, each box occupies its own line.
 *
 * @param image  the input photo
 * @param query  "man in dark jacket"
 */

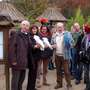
xmin=9 ymin=20 xmax=33 ymax=90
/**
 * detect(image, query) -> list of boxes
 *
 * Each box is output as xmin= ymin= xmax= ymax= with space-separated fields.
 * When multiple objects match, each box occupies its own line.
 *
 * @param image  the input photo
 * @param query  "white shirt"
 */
xmin=55 ymin=32 xmax=64 ymax=56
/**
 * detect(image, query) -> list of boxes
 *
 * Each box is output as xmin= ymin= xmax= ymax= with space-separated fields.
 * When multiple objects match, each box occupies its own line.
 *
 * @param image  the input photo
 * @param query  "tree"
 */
xmin=12 ymin=0 xmax=48 ymax=23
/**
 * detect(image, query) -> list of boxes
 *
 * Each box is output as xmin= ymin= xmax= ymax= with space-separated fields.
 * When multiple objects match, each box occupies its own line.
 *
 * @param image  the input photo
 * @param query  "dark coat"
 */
xmin=9 ymin=31 xmax=33 ymax=70
xmin=30 ymin=34 xmax=41 ymax=61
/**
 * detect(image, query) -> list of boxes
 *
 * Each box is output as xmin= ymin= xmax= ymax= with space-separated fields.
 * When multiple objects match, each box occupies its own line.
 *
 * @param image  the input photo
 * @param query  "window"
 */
xmin=0 ymin=32 xmax=3 ymax=59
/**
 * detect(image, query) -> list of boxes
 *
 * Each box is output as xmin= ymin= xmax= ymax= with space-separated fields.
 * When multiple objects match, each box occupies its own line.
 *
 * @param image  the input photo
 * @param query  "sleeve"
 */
xmin=81 ymin=36 xmax=86 ymax=51
xmin=8 ymin=32 xmax=17 ymax=64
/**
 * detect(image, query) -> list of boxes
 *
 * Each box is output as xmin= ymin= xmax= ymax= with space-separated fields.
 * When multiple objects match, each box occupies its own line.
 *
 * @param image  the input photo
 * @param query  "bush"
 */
xmin=66 ymin=7 xmax=85 ymax=30
xmin=74 ymin=7 xmax=85 ymax=27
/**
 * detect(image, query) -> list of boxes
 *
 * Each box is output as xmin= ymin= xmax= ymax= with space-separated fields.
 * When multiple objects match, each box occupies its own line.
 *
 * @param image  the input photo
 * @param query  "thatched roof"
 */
xmin=37 ymin=7 xmax=67 ymax=22
xmin=0 ymin=2 xmax=25 ymax=22
xmin=0 ymin=13 xmax=14 ymax=26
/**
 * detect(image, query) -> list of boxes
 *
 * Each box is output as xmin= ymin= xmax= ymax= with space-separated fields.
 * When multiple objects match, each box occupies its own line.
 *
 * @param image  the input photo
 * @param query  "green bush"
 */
xmin=74 ymin=7 xmax=85 ymax=27
xmin=66 ymin=7 xmax=85 ymax=30
xmin=87 ymin=16 xmax=90 ymax=23
xmin=66 ymin=17 xmax=74 ymax=31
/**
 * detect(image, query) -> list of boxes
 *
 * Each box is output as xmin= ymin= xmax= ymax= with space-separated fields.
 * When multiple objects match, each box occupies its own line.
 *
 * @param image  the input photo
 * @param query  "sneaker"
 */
xmin=54 ymin=84 xmax=62 ymax=89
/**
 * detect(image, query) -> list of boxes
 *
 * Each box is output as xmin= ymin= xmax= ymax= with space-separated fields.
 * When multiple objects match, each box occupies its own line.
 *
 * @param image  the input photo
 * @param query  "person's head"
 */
xmin=40 ymin=25 xmax=49 ymax=34
xmin=73 ymin=22 xmax=80 ymax=32
xmin=51 ymin=27 xmax=56 ymax=35
xmin=56 ymin=22 xmax=64 ymax=33
xmin=84 ymin=23 xmax=90 ymax=34
xmin=20 ymin=20 xmax=30 ymax=31
xmin=30 ymin=25 xmax=38 ymax=35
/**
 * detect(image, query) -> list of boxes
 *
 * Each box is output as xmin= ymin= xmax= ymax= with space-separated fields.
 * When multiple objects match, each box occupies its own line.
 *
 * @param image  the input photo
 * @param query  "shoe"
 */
xmin=36 ymin=80 xmax=42 ymax=88
xmin=67 ymin=85 xmax=72 ymax=90
xmin=54 ymin=84 xmax=62 ymax=89
xmin=34 ymin=88 xmax=38 ymax=90
xmin=36 ymin=84 xmax=42 ymax=88
xmin=43 ymin=82 xmax=50 ymax=86
xmin=71 ymin=75 xmax=74 ymax=80
xmin=75 ymin=80 xmax=80 ymax=85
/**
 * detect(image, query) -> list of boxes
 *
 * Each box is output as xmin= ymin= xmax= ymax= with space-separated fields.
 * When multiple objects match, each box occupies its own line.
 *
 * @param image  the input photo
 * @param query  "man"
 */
xmin=52 ymin=23 xmax=72 ymax=90
xmin=9 ymin=20 xmax=33 ymax=90
xmin=71 ymin=22 xmax=83 ymax=84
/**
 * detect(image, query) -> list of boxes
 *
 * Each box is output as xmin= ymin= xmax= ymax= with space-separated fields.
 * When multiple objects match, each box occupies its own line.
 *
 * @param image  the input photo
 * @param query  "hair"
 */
xmin=20 ymin=20 xmax=30 ymax=27
xmin=30 ymin=25 xmax=39 ymax=35
xmin=56 ymin=22 xmax=64 ymax=28
xmin=40 ymin=25 xmax=51 ymax=36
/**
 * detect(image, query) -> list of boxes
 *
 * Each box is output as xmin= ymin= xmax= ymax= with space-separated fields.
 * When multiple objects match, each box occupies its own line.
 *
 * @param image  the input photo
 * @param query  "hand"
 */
xmin=34 ymin=44 xmax=41 ymax=48
xmin=51 ymin=44 xmax=56 ymax=48
xmin=12 ymin=62 xmax=17 ymax=65
xmin=45 ymin=45 xmax=49 ymax=48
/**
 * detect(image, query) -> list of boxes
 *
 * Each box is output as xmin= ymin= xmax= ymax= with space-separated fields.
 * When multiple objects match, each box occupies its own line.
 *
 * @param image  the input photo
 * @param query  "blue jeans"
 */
xmin=70 ymin=48 xmax=83 ymax=81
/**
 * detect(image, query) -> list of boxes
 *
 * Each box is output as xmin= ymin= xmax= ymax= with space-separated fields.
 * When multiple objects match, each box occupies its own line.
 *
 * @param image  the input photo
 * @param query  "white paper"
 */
xmin=43 ymin=38 xmax=53 ymax=49
xmin=34 ymin=35 xmax=45 ymax=51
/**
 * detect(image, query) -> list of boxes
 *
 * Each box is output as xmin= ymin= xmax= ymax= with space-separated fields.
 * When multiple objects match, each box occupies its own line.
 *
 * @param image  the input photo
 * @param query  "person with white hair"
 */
xmin=9 ymin=20 xmax=33 ymax=90
xmin=51 ymin=22 xmax=73 ymax=90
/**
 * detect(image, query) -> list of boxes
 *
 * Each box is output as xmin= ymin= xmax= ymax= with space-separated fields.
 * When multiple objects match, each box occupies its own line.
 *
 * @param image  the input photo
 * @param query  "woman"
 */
xmin=27 ymin=25 xmax=41 ymax=90
xmin=39 ymin=25 xmax=53 ymax=86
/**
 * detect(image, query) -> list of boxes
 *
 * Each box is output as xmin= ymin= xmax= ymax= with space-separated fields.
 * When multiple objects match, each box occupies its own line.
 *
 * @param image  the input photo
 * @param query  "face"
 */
xmin=73 ymin=23 xmax=80 ymax=31
xmin=41 ymin=26 xmax=47 ymax=33
xmin=20 ymin=21 xmax=30 ymax=32
xmin=21 ymin=23 xmax=30 ymax=30
xmin=31 ymin=27 xmax=38 ymax=35
xmin=57 ymin=25 xmax=64 ymax=33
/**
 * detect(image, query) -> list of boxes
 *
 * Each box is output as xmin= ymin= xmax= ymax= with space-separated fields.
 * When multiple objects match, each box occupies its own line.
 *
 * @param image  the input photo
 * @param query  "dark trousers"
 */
xmin=55 ymin=55 xmax=71 ymax=86
xmin=11 ymin=69 xmax=26 ymax=90
xmin=85 ymin=64 xmax=90 ymax=90
xmin=27 ymin=60 xmax=38 ymax=90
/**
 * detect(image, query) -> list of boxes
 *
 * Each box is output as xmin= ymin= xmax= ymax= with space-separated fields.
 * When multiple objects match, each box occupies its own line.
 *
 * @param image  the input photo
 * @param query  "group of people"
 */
xmin=8 ymin=20 xmax=90 ymax=90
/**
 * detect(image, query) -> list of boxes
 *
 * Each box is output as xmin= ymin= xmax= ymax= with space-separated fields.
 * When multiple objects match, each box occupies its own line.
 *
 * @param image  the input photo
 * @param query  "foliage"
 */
xmin=66 ymin=17 xmax=74 ymax=31
xmin=66 ymin=7 xmax=85 ymax=30
xmin=12 ymin=0 xmax=48 ymax=23
xmin=87 ymin=16 xmax=90 ymax=23
xmin=74 ymin=7 xmax=85 ymax=27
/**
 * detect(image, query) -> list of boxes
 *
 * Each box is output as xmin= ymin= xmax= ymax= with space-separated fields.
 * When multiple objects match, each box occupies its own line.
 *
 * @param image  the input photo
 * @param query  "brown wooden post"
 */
xmin=4 ymin=27 xmax=10 ymax=90
xmin=0 ymin=25 xmax=14 ymax=90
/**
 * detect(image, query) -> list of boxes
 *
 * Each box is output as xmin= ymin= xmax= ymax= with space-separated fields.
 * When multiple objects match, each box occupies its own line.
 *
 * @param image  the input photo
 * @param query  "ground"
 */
xmin=0 ymin=69 xmax=86 ymax=90
xmin=23 ymin=70 xmax=85 ymax=90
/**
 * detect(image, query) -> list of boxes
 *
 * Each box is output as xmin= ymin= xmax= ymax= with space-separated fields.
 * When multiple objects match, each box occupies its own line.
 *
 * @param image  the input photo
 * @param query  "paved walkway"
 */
xmin=23 ymin=70 xmax=85 ymax=90
xmin=0 ymin=69 xmax=86 ymax=90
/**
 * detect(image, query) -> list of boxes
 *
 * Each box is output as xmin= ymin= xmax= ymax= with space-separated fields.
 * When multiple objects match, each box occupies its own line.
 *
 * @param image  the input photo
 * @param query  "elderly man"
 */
xmin=52 ymin=23 xmax=73 ymax=90
xmin=9 ymin=20 xmax=33 ymax=90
